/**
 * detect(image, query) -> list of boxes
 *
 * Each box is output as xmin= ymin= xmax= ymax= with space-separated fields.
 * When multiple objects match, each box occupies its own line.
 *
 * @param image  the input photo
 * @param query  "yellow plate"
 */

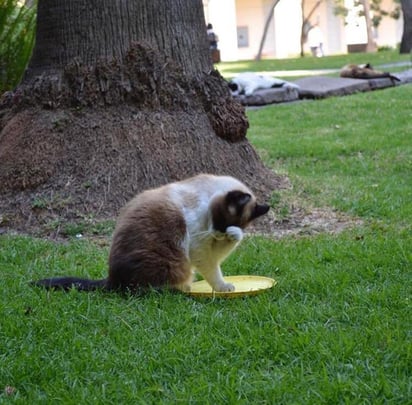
xmin=187 ymin=275 xmax=276 ymax=298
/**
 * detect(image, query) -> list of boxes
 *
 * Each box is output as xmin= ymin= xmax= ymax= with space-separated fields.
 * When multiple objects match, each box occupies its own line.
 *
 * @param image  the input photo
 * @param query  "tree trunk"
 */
xmin=26 ymin=0 xmax=211 ymax=78
xmin=300 ymin=0 xmax=323 ymax=58
xmin=300 ymin=0 xmax=306 ymax=58
xmin=400 ymin=0 xmax=412 ymax=53
xmin=255 ymin=0 xmax=281 ymax=61
xmin=0 ymin=0 xmax=282 ymax=234
xmin=360 ymin=0 xmax=378 ymax=52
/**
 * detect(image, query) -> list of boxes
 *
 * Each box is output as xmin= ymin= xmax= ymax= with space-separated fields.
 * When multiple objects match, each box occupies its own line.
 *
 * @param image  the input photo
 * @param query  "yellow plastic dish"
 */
xmin=187 ymin=275 xmax=276 ymax=298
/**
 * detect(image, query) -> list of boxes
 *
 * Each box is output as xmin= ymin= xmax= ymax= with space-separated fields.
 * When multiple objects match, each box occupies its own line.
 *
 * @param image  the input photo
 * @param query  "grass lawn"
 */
xmin=217 ymin=49 xmax=412 ymax=78
xmin=1 ymin=62 xmax=411 ymax=402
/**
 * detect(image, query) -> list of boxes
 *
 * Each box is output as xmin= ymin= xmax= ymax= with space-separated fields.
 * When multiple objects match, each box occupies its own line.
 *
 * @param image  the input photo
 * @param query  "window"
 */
xmin=237 ymin=26 xmax=249 ymax=48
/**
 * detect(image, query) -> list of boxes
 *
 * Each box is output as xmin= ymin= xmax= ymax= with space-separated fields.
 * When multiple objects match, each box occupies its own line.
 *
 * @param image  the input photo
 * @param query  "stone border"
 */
xmin=233 ymin=86 xmax=299 ymax=106
xmin=233 ymin=69 xmax=412 ymax=106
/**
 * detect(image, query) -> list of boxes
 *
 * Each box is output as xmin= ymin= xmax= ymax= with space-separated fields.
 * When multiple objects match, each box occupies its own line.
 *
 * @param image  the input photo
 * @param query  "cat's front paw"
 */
xmin=214 ymin=282 xmax=235 ymax=292
xmin=225 ymin=226 xmax=243 ymax=242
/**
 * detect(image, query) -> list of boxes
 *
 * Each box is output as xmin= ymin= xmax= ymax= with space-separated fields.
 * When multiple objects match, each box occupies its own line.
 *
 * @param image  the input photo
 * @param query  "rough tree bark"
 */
xmin=400 ymin=0 xmax=412 ymax=53
xmin=0 ymin=0 xmax=282 ymax=234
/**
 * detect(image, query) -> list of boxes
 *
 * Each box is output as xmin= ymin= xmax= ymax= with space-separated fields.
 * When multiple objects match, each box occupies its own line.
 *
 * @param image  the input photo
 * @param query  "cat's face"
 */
xmin=211 ymin=190 xmax=269 ymax=232
xmin=228 ymin=82 xmax=242 ymax=96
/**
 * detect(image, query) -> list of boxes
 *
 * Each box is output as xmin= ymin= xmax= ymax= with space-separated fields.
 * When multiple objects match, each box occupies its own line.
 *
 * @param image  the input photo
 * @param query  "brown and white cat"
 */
xmin=340 ymin=63 xmax=400 ymax=81
xmin=34 ymin=174 xmax=270 ymax=293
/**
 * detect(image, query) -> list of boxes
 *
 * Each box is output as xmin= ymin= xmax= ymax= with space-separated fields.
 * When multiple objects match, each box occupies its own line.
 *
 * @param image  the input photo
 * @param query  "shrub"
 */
xmin=0 ymin=0 xmax=36 ymax=93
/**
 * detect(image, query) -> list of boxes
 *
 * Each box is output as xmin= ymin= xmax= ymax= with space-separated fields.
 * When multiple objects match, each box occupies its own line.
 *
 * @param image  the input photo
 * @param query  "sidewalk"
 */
xmin=248 ymin=60 xmax=412 ymax=78
xmin=233 ymin=65 xmax=412 ymax=106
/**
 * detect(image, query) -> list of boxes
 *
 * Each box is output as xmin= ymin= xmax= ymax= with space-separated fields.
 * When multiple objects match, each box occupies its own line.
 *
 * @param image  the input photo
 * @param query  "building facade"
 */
xmin=203 ymin=0 xmax=403 ymax=61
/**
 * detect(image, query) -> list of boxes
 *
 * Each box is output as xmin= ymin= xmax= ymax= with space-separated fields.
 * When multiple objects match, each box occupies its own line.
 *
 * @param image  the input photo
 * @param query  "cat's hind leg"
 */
xmin=170 ymin=269 xmax=195 ymax=292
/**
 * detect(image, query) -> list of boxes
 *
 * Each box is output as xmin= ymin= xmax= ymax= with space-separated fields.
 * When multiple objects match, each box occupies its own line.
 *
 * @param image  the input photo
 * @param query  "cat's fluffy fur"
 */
xmin=340 ymin=63 xmax=400 ymax=81
xmin=228 ymin=72 xmax=300 ymax=96
xmin=34 ymin=174 xmax=269 ymax=293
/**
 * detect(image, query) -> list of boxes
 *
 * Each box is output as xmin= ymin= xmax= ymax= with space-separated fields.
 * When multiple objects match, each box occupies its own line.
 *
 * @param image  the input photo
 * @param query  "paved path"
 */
xmin=233 ymin=66 xmax=412 ymax=106
xmin=252 ymin=68 xmax=338 ymax=78
xmin=247 ymin=60 xmax=412 ymax=78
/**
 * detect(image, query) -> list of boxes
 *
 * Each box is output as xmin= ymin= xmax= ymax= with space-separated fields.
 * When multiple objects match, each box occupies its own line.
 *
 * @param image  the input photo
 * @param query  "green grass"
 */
xmin=1 ymin=78 xmax=411 ymax=402
xmin=1 ymin=230 xmax=410 ymax=403
xmin=247 ymin=85 xmax=412 ymax=223
xmin=217 ymin=49 xmax=412 ymax=78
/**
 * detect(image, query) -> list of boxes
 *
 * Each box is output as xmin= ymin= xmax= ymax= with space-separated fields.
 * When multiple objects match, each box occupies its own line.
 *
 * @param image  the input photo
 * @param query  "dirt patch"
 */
xmin=0 ymin=43 xmax=362 ymax=240
xmin=250 ymin=206 xmax=363 ymax=239
xmin=0 ymin=43 xmax=282 ymax=235
xmin=0 ymin=103 xmax=285 ymax=236
xmin=0 ymin=199 xmax=362 ymax=241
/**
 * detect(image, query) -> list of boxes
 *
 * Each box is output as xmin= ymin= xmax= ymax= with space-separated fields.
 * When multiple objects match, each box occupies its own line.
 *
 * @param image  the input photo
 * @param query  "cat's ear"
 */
xmin=226 ymin=191 xmax=252 ymax=215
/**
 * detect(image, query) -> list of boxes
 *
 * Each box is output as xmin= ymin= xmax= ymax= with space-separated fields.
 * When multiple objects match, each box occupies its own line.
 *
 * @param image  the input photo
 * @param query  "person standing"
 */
xmin=207 ymin=23 xmax=218 ymax=50
xmin=207 ymin=23 xmax=220 ymax=63
xmin=307 ymin=24 xmax=324 ymax=57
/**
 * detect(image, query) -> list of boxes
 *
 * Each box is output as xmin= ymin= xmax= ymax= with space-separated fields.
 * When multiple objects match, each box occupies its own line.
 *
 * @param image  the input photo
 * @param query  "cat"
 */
xmin=33 ymin=174 xmax=270 ymax=293
xmin=340 ymin=63 xmax=400 ymax=81
xmin=228 ymin=72 xmax=300 ymax=96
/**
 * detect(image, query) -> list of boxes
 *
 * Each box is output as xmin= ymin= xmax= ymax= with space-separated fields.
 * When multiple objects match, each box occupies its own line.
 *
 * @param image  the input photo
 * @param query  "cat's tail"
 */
xmin=387 ymin=73 xmax=401 ymax=82
xmin=31 ymin=277 xmax=108 ymax=291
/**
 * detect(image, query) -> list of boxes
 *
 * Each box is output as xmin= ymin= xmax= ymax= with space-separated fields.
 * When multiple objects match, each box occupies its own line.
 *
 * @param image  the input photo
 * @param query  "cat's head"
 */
xmin=211 ymin=190 xmax=269 ymax=232
xmin=228 ymin=81 xmax=242 ymax=96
